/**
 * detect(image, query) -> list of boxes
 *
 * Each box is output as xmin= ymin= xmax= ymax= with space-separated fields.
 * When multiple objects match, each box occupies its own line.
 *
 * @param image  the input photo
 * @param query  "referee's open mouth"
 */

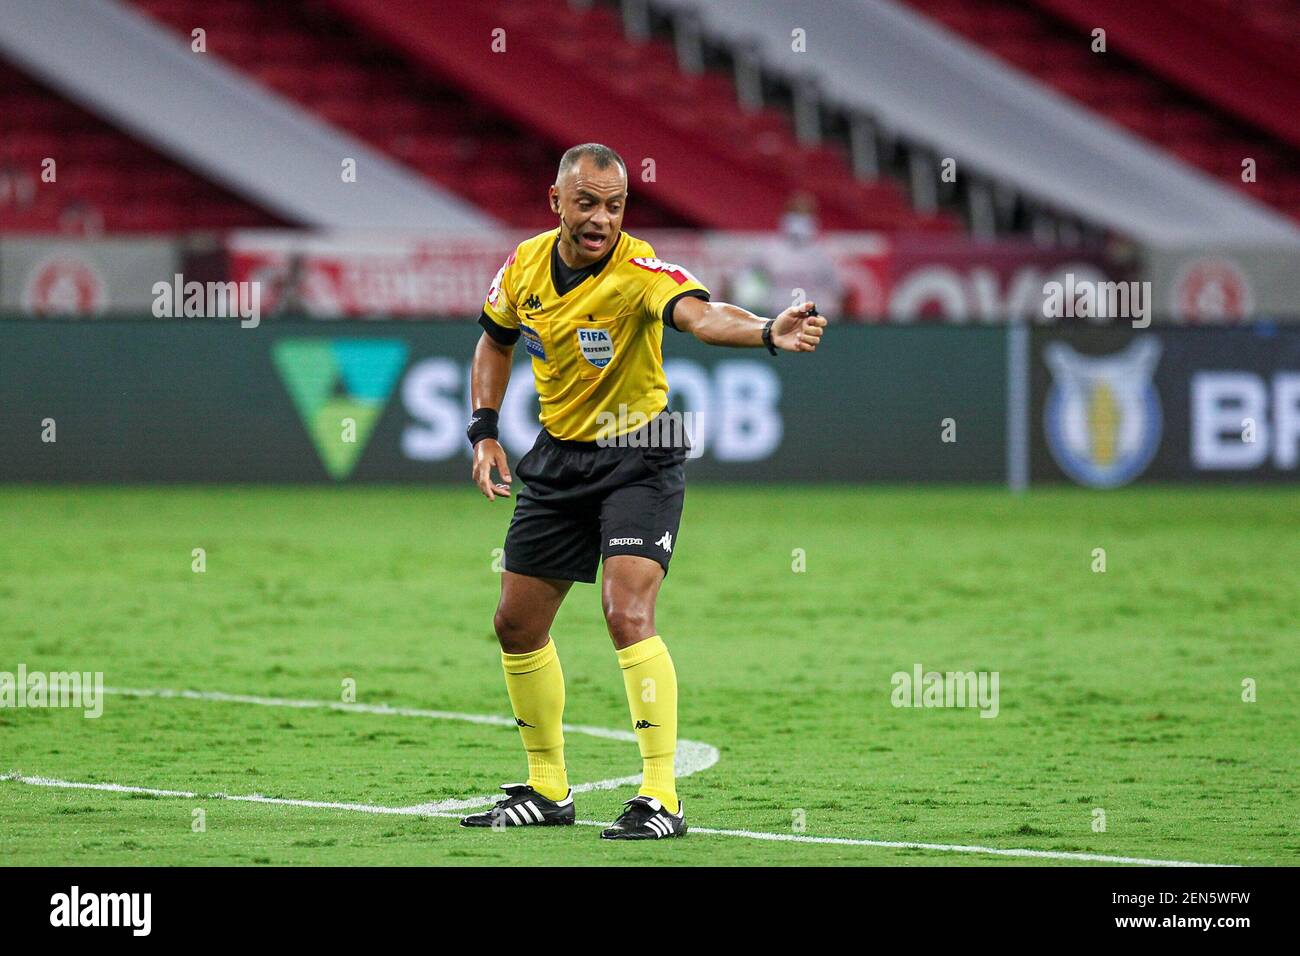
xmin=580 ymin=231 xmax=607 ymax=251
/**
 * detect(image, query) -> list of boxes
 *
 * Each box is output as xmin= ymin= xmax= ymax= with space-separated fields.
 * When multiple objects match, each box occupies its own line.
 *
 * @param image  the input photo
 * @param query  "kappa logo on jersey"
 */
xmin=577 ymin=327 xmax=615 ymax=368
xmin=519 ymin=322 xmax=547 ymax=361
xmin=628 ymin=257 xmax=698 ymax=286
xmin=522 ymin=293 xmax=543 ymax=310
xmin=656 ymin=532 xmax=673 ymax=553
xmin=1044 ymin=338 xmax=1163 ymax=489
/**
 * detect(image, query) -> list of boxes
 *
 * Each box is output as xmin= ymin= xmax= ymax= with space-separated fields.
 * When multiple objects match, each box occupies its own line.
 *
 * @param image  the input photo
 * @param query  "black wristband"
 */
xmin=761 ymin=318 xmax=777 ymax=355
xmin=467 ymin=407 xmax=499 ymax=446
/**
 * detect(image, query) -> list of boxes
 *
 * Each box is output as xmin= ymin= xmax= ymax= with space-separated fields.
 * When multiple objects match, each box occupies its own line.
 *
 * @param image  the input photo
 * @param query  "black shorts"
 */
xmin=503 ymin=417 xmax=688 ymax=584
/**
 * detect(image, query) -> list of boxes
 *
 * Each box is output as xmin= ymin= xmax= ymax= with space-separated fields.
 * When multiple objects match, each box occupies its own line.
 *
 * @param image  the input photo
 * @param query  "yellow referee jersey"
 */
xmin=480 ymin=229 xmax=710 ymax=442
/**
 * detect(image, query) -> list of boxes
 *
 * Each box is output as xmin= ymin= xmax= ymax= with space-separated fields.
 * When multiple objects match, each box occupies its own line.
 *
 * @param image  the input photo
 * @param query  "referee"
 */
xmin=460 ymin=144 xmax=827 ymax=840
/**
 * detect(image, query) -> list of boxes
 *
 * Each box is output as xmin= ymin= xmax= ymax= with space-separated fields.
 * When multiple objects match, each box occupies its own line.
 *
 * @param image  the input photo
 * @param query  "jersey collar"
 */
xmin=550 ymin=230 xmax=620 ymax=298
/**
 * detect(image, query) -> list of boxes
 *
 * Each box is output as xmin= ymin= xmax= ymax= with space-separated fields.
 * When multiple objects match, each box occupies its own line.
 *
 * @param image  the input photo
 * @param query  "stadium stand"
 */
xmin=656 ymin=0 xmax=1300 ymax=245
xmin=2 ymin=0 xmax=1298 ymax=242
xmin=126 ymin=0 xmax=688 ymax=230
xmin=320 ymin=0 xmax=953 ymax=231
xmin=2 ymin=0 xmax=960 ymax=235
xmin=903 ymin=0 xmax=1300 ymax=222
xmin=0 ymin=57 xmax=278 ymax=233
xmin=0 ymin=0 xmax=492 ymax=231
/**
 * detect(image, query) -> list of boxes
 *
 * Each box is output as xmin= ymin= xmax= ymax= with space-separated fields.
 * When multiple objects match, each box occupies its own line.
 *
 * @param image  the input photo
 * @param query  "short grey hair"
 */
xmin=556 ymin=143 xmax=627 ymax=183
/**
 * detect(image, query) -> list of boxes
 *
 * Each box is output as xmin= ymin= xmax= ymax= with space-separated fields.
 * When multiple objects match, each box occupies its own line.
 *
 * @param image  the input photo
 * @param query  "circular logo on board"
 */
xmin=21 ymin=253 xmax=108 ymax=316
xmin=1043 ymin=338 xmax=1163 ymax=488
xmin=1171 ymin=257 xmax=1252 ymax=323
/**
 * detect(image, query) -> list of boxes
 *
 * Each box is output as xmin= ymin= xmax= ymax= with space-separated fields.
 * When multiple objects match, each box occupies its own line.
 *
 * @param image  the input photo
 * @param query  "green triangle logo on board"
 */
xmin=272 ymin=338 xmax=408 ymax=480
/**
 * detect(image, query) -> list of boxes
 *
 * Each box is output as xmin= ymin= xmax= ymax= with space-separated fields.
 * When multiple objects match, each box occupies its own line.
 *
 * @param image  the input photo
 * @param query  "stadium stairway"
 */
xmin=901 ymin=0 xmax=1300 ymax=223
xmin=319 ymin=0 xmax=956 ymax=232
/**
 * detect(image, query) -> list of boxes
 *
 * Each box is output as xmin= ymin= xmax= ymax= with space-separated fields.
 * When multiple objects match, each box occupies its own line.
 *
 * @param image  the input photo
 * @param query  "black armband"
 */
xmin=467 ymin=407 xmax=499 ymax=446
xmin=662 ymin=289 xmax=710 ymax=331
xmin=478 ymin=312 xmax=520 ymax=346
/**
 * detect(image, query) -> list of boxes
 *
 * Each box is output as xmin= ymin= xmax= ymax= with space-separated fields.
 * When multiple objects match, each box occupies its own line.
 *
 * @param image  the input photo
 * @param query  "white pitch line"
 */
xmin=2 ymin=774 xmax=198 ymax=799
xmin=676 ymin=826 xmax=1230 ymax=867
xmin=1 ymin=773 xmax=457 ymax=818
xmin=3 ymin=687 xmax=1235 ymax=867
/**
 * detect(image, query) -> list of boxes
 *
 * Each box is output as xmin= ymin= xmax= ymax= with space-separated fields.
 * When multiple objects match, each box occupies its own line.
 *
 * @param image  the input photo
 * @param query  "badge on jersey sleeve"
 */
xmin=486 ymin=251 xmax=516 ymax=309
xmin=577 ymin=327 xmax=614 ymax=368
xmin=628 ymin=256 xmax=698 ymax=286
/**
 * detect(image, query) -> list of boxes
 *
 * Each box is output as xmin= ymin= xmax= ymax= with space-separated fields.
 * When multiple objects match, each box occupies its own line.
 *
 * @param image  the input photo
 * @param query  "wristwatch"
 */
xmin=761 ymin=318 xmax=777 ymax=355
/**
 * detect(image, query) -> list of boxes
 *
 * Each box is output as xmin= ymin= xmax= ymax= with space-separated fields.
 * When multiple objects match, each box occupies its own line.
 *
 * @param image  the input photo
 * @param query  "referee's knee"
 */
xmin=493 ymin=607 xmax=544 ymax=654
xmin=602 ymin=603 xmax=653 ymax=647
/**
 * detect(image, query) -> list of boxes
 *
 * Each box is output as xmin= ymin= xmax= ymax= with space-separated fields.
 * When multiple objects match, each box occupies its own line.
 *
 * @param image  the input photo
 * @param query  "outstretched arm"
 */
xmin=469 ymin=331 xmax=515 ymax=501
xmin=671 ymin=297 xmax=827 ymax=353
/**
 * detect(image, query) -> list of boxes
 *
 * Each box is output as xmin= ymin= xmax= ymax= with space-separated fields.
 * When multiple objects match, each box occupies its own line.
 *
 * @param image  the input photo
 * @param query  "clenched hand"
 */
xmin=771 ymin=301 xmax=828 ymax=353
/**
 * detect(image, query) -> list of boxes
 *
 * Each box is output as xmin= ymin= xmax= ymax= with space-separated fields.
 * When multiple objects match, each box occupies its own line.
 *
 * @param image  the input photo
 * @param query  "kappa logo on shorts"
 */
xmin=577 ymin=327 xmax=614 ymax=368
xmin=609 ymin=537 xmax=643 ymax=547
xmin=656 ymin=532 xmax=673 ymax=553
xmin=519 ymin=322 xmax=547 ymax=361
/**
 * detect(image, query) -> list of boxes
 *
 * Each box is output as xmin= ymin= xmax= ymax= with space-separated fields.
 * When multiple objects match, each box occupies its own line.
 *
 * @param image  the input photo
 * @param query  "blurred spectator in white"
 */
xmin=0 ymin=163 xmax=37 ymax=209
xmin=58 ymin=199 xmax=104 ymax=236
xmin=732 ymin=191 xmax=844 ymax=319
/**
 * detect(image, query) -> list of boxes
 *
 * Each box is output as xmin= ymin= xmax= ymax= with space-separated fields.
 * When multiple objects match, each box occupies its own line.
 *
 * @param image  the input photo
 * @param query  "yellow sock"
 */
xmin=501 ymin=639 xmax=568 ymax=801
xmin=616 ymin=635 xmax=679 ymax=814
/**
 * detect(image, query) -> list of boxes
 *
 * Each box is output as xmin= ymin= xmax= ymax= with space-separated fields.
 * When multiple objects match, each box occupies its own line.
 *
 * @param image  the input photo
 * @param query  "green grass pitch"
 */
xmin=1 ymin=485 xmax=1296 ymax=866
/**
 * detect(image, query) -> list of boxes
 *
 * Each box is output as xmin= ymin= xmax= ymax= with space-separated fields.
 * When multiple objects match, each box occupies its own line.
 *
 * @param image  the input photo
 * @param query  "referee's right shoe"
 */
xmin=460 ymin=784 xmax=575 ymax=828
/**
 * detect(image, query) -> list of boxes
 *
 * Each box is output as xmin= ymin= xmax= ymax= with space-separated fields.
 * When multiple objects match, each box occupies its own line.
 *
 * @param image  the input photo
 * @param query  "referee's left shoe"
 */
xmin=460 ymin=784 xmax=575 ymax=828
xmin=600 ymin=795 xmax=686 ymax=840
